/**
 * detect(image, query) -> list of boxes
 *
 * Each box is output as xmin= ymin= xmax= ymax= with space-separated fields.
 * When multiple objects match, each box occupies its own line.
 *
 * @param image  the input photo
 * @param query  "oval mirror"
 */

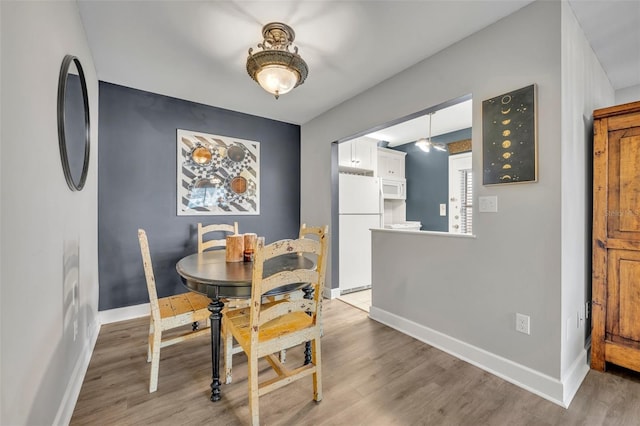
xmin=57 ymin=55 xmax=90 ymax=191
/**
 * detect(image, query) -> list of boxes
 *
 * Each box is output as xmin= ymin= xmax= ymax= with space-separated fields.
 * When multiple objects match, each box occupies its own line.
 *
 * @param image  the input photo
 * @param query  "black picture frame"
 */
xmin=482 ymin=84 xmax=537 ymax=185
xmin=57 ymin=54 xmax=91 ymax=191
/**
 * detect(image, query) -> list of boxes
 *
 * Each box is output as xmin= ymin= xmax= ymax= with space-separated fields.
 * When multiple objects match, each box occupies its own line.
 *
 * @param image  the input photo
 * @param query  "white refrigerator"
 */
xmin=338 ymin=174 xmax=382 ymax=293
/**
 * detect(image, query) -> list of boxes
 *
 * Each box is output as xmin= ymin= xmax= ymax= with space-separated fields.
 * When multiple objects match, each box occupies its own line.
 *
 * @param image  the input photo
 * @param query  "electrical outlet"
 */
xmin=516 ymin=313 xmax=530 ymax=335
xmin=439 ymin=204 xmax=447 ymax=216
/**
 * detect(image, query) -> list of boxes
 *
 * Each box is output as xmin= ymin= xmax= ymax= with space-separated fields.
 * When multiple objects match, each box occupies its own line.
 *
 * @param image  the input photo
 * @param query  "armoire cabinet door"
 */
xmin=607 ymin=132 xmax=640 ymax=240
xmin=592 ymin=101 xmax=640 ymax=373
xmin=605 ymin=250 xmax=640 ymax=343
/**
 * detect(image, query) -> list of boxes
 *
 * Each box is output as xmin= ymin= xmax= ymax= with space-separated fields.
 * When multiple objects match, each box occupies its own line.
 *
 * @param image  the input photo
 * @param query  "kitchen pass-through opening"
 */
xmin=335 ymin=95 xmax=473 ymax=297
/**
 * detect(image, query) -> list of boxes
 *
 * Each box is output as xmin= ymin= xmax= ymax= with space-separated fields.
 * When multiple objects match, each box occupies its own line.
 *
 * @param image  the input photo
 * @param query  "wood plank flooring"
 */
xmin=71 ymin=300 xmax=640 ymax=425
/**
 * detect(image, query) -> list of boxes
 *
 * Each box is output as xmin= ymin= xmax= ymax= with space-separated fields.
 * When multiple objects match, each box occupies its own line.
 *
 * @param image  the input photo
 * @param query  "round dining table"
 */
xmin=176 ymin=249 xmax=313 ymax=402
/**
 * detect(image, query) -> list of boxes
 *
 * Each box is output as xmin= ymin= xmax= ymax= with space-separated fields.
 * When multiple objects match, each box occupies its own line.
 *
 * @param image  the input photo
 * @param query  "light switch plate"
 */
xmin=479 ymin=196 xmax=498 ymax=212
xmin=439 ymin=204 xmax=446 ymax=216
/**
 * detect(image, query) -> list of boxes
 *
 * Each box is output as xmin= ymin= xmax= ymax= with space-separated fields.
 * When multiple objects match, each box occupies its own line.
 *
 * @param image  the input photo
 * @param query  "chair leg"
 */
xmin=248 ymin=353 xmax=260 ymax=426
xmin=312 ymin=337 xmax=322 ymax=402
xmin=223 ymin=322 xmax=234 ymax=384
xmin=149 ymin=329 xmax=162 ymax=393
xmin=147 ymin=322 xmax=154 ymax=362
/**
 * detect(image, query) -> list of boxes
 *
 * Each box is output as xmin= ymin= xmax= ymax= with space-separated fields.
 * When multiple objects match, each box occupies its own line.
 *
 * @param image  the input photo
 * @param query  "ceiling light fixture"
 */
xmin=416 ymin=112 xmax=447 ymax=153
xmin=246 ymin=22 xmax=308 ymax=99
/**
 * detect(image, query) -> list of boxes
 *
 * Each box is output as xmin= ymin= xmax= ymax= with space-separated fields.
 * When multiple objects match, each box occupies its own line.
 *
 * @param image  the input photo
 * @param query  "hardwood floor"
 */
xmin=71 ymin=300 xmax=640 ymax=425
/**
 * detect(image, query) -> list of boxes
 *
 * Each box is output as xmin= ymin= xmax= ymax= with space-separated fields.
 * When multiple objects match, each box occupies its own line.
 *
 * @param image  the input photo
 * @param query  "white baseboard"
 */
xmin=339 ymin=285 xmax=371 ymax=295
xmin=99 ymin=303 xmax=150 ymax=324
xmin=323 ymin=287 xmax=341 ymax=299
xmin=562 ymin=348 xmax=590 ymax=406
xmin=53 ymin=320 xmax=101 ymax=426
xmin=369 ymin=306 xmax=584 ymax=408
xmin=54 ymin=304 xmax=150 ymax=424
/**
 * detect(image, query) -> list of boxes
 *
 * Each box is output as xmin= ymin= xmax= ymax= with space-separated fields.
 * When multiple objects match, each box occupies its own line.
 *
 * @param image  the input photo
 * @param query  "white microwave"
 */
xmin=381 ymin=178 xmax=406 ymax=199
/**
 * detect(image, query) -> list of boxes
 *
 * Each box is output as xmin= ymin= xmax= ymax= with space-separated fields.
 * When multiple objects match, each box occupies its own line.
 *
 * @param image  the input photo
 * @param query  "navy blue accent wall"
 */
xmin=98 ymin=82 xmax=301 ymax=310
xmin=394 ymin=128 xmax=472 ymax=232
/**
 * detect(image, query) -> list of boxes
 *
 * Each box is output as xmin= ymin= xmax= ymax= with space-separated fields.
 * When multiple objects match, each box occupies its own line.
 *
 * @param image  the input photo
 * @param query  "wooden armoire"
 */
xmin=592 ymin=100 xmax=640 ymax=373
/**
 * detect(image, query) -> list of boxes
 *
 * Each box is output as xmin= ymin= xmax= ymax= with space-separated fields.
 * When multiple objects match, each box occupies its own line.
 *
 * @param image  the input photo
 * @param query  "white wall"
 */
xmin=0 ymin=3 xmax=3 ymax=422
xmin=301 ymin=0 xmax=579 ymax=405
xmin=560 ymin=1 xmax=614 ymax=402
xmin=0 ymin=1 xmax=99 ymax=424
xmin=616 ymin=84 xmax=640 ymax=105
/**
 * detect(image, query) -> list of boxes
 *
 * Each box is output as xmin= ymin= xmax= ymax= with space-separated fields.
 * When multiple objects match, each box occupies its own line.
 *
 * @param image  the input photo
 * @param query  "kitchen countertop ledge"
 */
xmin=372 ymin=228 xmax=476 ymax=239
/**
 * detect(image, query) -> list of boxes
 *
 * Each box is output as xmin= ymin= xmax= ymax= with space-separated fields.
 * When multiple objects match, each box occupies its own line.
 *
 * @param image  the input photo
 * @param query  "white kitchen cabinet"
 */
xmin=339 ymin=137 xmax=378 ymax=172
xmin=377 ymin=148 xmax=406 ymax=178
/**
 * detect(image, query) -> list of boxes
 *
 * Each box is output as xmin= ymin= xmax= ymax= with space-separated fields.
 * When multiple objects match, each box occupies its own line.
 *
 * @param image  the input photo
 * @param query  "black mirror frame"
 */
xmin=57 ymin=54 xmax=90 ymax=191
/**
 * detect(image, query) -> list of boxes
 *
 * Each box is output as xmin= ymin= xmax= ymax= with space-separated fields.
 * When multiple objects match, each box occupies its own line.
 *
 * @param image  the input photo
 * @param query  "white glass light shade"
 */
xmin=415 ymin=138 xmax=431 ymax=152
xmin=256 ymin=65 xmax=300 ymax=97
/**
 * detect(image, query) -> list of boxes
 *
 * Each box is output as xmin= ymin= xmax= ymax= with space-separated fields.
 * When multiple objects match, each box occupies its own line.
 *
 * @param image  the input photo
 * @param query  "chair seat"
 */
xmin=159 ymin=292 xmax=210 ymax=318
xmin=157 ymin=292 xmax=210 ymax=330
xmin=222 ymin=298 xmax=250 ymax=311
xmin=225 ymin=302 xmax=314 ymax=351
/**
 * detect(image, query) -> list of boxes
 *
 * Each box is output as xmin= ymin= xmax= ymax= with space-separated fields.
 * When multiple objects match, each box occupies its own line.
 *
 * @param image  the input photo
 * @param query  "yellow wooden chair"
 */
xmin=138 ymin=229 xmax=211 ymax=393
xmin=223 ymin=225 xmax=329 ymax=425
xmin=222 ymin=224 xmax=320 ymax=382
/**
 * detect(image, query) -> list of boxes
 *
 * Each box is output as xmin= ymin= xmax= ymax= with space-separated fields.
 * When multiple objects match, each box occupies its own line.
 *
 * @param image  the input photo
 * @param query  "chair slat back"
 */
xmin=258 ymin=299 xmax=316 ymax=325
xmin=299 ymin=223 xmax=326 ymax=240
xmin=301 ymin=225 xmax=329 ymax=312
xmin=260 ymin=269 xmax=319 ymax=295
xmin=249 ymin=226 xmax=329 ymax=341
xmin=138 ymin=229 xmax=161 ymax=323
xmin=298 ymin=223 xmax=325 ymax=261
xmin=197 ymin=222 xmax=238 ymax=253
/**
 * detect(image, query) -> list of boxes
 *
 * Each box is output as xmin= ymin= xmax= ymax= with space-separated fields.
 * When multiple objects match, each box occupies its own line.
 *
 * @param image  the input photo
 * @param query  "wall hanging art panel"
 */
xmin=482 ymin=84 xmax=537 ymax=185
xmin=177 ymin=129 xmax=260 ymax=215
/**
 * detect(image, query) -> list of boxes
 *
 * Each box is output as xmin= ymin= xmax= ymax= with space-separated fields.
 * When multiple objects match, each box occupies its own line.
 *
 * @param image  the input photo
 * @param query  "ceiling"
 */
xmin=367 ymin=99 xmax=473 ymax=146
xmin=78 ymin=0 xmax=639 ymax=131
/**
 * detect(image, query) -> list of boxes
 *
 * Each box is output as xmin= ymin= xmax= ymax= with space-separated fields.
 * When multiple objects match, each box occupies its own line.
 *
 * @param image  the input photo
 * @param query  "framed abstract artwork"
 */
xmin=482 ymin=84 xmax=537 ymax=185
xmin=177 ymin=129 xmax=260 ymax=215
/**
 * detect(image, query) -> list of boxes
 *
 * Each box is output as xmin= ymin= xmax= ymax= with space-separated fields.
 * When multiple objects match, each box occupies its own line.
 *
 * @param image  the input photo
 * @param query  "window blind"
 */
xmin=459 ymin=169 xmax=473 ymax=234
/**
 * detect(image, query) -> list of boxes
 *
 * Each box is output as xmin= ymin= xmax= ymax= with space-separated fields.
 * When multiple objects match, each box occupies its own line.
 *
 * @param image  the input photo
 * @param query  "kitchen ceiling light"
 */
xmin=415 ymin=137 xmax=431 ymax=152
xmin=416 ymin=112 xmax=447 ymax=153
xmin=246 ymin=22 xmax=308 ymax=99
